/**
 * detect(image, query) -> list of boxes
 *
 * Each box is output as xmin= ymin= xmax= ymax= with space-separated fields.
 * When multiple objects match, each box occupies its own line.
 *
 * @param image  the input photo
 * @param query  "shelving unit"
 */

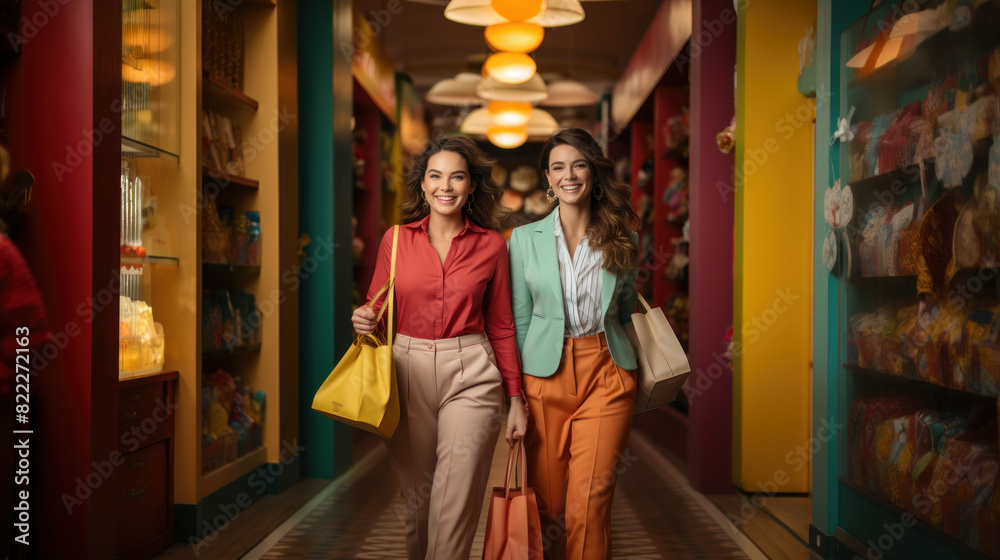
xmin=832 ymin=2 xmax=1000 ymax=558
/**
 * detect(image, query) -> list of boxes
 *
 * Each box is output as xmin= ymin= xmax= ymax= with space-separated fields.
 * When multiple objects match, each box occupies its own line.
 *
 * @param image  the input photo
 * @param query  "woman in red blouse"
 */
xmin=352 ymin=136 xmax=528 ymax=560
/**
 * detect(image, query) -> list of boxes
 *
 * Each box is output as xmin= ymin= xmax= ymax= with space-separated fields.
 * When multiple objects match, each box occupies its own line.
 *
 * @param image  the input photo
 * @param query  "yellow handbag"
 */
xmin=311 ymin=226 xmax=400 ymax=437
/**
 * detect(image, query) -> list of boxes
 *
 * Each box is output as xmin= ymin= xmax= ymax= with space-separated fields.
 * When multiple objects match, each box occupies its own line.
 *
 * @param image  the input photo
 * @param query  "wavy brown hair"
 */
xmin=399 ymin=136 xmax=507 ymax=232
xmin=539 ymin=128 xmax=639 ymax=274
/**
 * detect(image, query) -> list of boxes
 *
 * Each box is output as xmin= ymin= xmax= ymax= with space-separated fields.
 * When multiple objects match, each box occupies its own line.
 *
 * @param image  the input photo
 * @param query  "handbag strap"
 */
xmin=386 ymin=226 xmax=399 ymax=343
xmin=367 ymin=226 xmax=400 ymax=341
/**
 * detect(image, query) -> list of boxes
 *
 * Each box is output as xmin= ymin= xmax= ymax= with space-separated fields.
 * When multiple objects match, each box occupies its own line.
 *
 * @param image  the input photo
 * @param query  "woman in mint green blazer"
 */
xmin=508 ymin=128 xmax=640 ymax=560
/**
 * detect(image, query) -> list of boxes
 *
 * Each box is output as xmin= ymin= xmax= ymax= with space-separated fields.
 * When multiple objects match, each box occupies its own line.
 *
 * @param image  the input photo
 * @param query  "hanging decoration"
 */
xmin=823 ymin=180 xmax=854 ymax=229
xmin=830 ymin=106 xmax=856 ymax=145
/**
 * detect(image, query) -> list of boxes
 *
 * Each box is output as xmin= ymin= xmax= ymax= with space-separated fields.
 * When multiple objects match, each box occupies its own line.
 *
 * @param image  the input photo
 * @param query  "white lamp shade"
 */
xmin=425 ymin=72 xmax=484 ymax=105
xmin=445 ymin=0 xmax=585 ymax=28
xmin=537 ymin=79 xmax=599 ymax=107
xmin=461 ymin=107 xmax=559 ymax=137
xmin=476 ymin=74 xmax=549 ymax=103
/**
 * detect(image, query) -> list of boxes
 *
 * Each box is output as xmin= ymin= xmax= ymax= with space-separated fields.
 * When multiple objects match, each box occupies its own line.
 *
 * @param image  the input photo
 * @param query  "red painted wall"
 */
xmin=2 ymin=0 xmax=119 ymax=556
xmin=687 ymin=0 xmax=737 ymax=493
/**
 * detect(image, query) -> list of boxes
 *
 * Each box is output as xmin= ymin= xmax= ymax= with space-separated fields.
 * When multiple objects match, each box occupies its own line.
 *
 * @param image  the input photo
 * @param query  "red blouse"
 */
xmin=367 ymin=215 xmax=523 ymax=397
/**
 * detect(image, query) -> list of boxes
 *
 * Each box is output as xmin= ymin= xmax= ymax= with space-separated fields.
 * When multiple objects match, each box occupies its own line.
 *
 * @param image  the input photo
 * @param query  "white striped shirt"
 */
xmin=553 ymin=206 xmax=605 ymax=338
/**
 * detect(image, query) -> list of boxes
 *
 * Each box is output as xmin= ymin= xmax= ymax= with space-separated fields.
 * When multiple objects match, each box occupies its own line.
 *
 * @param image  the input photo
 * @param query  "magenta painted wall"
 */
xmin=687 ymin=0 xmax=737 ymax=493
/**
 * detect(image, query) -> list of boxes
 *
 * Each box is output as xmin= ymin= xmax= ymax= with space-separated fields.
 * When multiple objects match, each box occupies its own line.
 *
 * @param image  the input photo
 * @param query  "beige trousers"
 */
xmin=387 ymin=331 xmax=504 ymax=560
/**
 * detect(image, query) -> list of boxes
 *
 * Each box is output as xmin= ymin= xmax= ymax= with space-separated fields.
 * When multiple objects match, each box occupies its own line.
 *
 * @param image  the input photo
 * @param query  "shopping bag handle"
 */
xmin=503 ymin=440 xmax=528 ymax=498
xmin=636 ymin=292 xmax=653 ymax=313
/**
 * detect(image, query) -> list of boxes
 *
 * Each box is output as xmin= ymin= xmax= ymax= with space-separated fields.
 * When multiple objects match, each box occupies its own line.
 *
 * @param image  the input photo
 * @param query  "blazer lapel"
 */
xmin=533 ymin=211 xmax=563 ymax=305
xmin=601 ymin=267 xmax=616 ymax=314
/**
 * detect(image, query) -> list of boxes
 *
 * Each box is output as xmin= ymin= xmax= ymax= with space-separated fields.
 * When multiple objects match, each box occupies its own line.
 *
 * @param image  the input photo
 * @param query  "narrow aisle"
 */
xmin=245 ymin=433 xmax=766 ymax=559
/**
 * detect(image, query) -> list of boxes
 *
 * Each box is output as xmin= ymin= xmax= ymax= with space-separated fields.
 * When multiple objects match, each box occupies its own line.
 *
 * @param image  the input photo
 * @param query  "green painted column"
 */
xmin=297 ymin=0 xmax=356 ymax=479
xmin=812 ymin=0 xmax=839 ymax=538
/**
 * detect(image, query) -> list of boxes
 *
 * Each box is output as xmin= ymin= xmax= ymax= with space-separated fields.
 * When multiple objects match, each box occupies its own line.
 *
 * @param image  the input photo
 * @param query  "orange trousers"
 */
xmin=523 ymin=333 xmax=637 ymax=560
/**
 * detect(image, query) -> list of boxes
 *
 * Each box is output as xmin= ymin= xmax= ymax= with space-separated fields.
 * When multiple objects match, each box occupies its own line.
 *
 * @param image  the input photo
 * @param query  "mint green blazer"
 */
xmin=508 ymin=210 xmax=639 ymax=377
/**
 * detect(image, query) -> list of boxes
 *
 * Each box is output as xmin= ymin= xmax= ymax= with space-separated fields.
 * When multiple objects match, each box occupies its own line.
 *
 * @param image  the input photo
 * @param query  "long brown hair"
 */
xmin=399 ymin=136 xmax=507 ymax=232
xmin=539 ymin=129 xmax=639 ymax=274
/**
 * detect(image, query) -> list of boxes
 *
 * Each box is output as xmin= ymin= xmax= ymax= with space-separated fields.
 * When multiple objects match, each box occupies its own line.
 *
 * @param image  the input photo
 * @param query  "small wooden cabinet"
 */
xmin=116 ymin=371 xmax=177 ymax=560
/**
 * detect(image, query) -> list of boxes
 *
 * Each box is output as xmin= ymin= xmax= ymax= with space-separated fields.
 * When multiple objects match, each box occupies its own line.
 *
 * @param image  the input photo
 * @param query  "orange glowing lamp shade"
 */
xmin=485 ymin=22 xmax=544 ymax=53
xmin=483 ymin=52 xmax=537 ymax=85
xmin=487 ymin=125 xmax=529 ymax=149
xmin=492 ymin=0 xmax=543 ymax=21
xmin=488 ymin=101 xmax=533 ymax=127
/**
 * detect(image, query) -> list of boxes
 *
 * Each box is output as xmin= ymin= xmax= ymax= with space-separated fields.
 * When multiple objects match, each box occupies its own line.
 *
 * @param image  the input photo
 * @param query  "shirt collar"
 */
xmin=402 ymin=214 xmax=487 ymax=235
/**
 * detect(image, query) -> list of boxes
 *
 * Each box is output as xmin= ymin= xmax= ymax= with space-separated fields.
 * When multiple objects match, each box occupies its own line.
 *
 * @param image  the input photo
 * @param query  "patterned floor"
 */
xmin=243 ymin=432 xmax=761 ymax=560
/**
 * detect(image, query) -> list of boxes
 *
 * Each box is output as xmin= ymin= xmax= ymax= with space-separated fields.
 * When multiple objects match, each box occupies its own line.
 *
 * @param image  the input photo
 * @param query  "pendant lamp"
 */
xmin=483 ymin=52 xmax=537 ymax=84
xmin=461 ymin=107 xmax=559 ymax=137
xmin=477 ymin=74 xmax=549 ymax=103
xmin=488 ymin=101 xmax=533 ymax=127
xmin=492 ymin=0 xmax=543 ymax=21
xmin=445 ymin=0 xmax=585 ymax=28
xmin=485 ymin=22 xmax=545 ymax=53
xmin=487 ymin=125 xmax=529 ymax=149
xmin=536 ymin=79 xmax=599 ymax=107
xmin=425 ymin=72 xmax=484 ymax=105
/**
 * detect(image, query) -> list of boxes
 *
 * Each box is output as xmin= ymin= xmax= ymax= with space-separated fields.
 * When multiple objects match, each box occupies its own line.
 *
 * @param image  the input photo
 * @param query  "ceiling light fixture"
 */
xmin=483 ymin=52 xmax=537 ymax=84
xmin=476 ymin=74 xmax=548 ymax=103
xmin=491 ymin=0 xmax=543 ymax=21
xmin=488 ymin=101 xmax=533 ymax=127
xmin=487 ymin=125 xmax=529 ymax=149
xmin=484 ymin=21 xmax=545 ymax=53
xmin=425 ymin=72 xmax=484 ymax=105
xmin=445 ymin=0 xmax=585 ymax=28
xmin=462 ymin=107 xmax=559 ymax=137
xmin=536 ymin=79 xmax=600 ymax=107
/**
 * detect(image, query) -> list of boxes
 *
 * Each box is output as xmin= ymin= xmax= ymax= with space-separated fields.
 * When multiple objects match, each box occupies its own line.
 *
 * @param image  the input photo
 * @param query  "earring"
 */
xmin=546 ymin=187 xmax=556 ymax=203
xmin=466 ymin=193 xmax=474 ymax=214
xmin=594 ymin=183 xmax=604 ymax=201
xmin=422 ymin=191 xmax=429 ymax=208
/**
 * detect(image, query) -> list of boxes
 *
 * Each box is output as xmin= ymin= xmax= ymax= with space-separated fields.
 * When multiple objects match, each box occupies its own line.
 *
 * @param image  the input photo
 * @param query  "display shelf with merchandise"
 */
xmin=833 ymin=2 xmax=1000 ymax=558
xmin=202 ymin=70 xmax=260 ymax=111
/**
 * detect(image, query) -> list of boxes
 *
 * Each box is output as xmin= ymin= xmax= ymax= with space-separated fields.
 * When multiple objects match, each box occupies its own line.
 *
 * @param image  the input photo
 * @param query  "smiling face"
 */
xmin=422 ymin=150 xmax=474 ymax=220
xmin=545 ymin=144 xmax=593 ymax=208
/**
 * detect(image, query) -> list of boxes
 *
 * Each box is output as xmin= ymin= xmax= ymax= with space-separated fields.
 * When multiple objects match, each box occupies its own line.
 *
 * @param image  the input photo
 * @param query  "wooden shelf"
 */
xmin=202 ymin=343 xmax=261 ymax=361
xmin=203 ymin=166 xmax=260 ymax=190
xmin=847 ymin=159 xmax=932 ymax=191
xmin=202 ymin=71 xmax=259 ymax=111
xmin=200 ymin=446 xmax=268 ymax=499
xmin=839 ymin=477 xmax=993 ymax=560
xmin=120 ymin=254 xmax=179 ymax=266
xmin=119 ymin=369 xmax=178 ymax=389
xmin=845 ymin=363 xmax=997 ymax=401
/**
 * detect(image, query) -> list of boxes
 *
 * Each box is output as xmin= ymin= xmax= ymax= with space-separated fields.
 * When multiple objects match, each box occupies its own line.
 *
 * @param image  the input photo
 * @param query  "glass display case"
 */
xmin=834 ymin=1 xmax=1000 ymax=557
xmin=121 ymin=0 xmax=180 ymax=161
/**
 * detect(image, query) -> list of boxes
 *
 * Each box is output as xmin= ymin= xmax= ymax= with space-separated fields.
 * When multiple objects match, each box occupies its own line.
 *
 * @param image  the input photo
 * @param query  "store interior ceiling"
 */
xmin=354 ymin=0 xmax=664 ymax=132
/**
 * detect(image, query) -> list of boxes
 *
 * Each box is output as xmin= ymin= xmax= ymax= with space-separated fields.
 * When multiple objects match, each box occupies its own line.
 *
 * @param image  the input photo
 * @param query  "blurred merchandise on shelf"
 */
xmin=847 ymin=395 xmax=999 ymax=556
xmin=202 ymin=109 xmax=246 ymax=176
xmin=201 ymin=369 xmax=264 ymax=474
xmin=662 ymin=167 xmax=689 ymax=223
xmin=201 ymin=289 xmax=263 ymax=354
xmin=834 ymin=2 xmax=1000 ymax=554
xmin=118 ymin=290 xmax=165 ymax=378
xmin=202 ymin=197 xmax=261 ymax=266
xmin=202 ymin=0 xmax=244 ymax=91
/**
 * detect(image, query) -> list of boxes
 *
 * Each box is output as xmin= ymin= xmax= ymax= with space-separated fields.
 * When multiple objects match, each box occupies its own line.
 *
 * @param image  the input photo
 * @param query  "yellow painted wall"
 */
xmin=733 ymin=0 xmax=816 ymax=493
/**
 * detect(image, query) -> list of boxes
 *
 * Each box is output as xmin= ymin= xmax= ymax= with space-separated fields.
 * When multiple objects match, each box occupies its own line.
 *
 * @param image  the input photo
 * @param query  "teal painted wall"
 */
xmin=297 ymin=0 xmax=356 ymax=479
